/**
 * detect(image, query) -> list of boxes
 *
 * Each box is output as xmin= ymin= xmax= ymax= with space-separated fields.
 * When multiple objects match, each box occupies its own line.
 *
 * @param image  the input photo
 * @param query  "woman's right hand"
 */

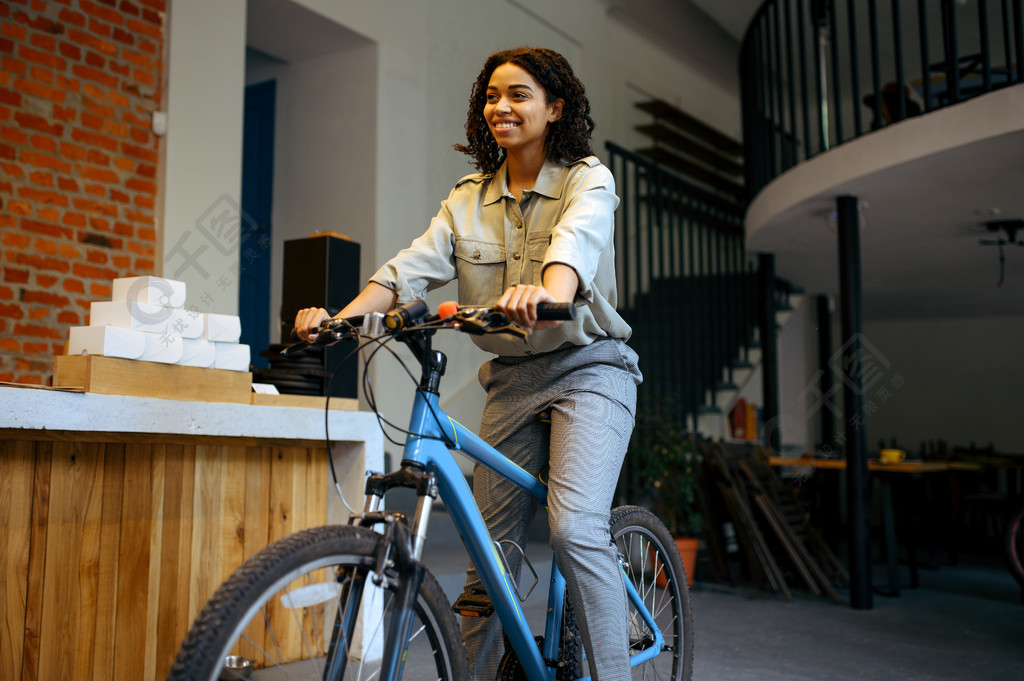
xmin=294 ymin=307 xmax=331 ymax=342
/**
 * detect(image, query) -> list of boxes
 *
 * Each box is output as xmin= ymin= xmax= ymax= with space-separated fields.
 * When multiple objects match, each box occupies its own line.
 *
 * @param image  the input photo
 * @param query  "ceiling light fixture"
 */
xmin=979 ymin=219 xmax=1024 ymax=287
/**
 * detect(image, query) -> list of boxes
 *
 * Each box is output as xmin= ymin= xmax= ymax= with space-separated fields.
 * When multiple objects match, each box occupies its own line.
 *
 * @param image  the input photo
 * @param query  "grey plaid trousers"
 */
xmin=462 ymin=339 xmax=642 ymax=681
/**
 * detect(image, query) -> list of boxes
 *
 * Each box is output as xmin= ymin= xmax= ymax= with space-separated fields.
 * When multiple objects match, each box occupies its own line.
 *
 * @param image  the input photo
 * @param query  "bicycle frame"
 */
xmin=165 ymin=306 xmax=678 ymax=681
xmin=382 ymin=385 xmax=665 ymax=681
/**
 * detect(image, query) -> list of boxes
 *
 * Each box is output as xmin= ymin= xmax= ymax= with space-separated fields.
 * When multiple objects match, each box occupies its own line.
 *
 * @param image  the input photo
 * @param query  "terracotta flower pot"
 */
xmin=654 ymin=536 xmax=698 ymax=588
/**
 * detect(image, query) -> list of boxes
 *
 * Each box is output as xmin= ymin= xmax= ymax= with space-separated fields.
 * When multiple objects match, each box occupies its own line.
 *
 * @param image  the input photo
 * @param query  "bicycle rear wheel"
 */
xmin=168 ymin=525 xmax=468 ymax=681
xmin=611 ymin=505 xmax=694 ymax=681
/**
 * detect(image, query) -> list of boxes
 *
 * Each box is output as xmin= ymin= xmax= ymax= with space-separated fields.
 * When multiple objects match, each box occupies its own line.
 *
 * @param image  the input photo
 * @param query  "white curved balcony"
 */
xmin=746 ymin=83 xmax=1024 ymax=319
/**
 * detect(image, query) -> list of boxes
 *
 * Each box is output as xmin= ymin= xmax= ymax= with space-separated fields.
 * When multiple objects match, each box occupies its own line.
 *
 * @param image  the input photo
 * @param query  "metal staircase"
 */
xmin=607 ymin=141 xmax=797 ymax=440
xmin=697 ymin=289 xmax=806 ymax=440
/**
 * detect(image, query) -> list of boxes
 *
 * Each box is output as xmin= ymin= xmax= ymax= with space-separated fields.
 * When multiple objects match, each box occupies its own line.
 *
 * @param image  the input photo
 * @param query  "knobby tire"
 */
xmin=167 ymin=524 xmax=468 ymax=681
xmin=611 ymin=505 xmax=694 ymax=681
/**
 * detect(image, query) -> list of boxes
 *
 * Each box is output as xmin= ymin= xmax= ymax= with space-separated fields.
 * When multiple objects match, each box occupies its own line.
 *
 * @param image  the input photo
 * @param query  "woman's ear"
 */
xmin=548 ymin=98 xmax=565 ymax=123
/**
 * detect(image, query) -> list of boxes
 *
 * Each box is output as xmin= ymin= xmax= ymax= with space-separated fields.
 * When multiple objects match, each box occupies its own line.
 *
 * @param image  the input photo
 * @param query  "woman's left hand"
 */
xmin=496 ymin=284 xmax=559 ymax=332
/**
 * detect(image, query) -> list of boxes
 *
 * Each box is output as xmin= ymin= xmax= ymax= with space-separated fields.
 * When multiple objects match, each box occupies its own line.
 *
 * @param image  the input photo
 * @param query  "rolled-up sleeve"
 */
xmin=541 ymin=164 xmax=619 ymax=302
xmin=369 ymin=201 xmax=458 ymax=304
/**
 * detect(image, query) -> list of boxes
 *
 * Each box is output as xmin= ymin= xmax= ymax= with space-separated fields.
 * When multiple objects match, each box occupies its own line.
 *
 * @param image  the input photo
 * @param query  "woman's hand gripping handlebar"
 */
xmin=377 ymin=299 xmax=576 ymax=334
xmin=281 ymin=299 xmax=576 ymax=358
xmin=281 ymin=315 xmax=364 ymax=358
xmin=437 ymin=300 xmax=575 ymax=338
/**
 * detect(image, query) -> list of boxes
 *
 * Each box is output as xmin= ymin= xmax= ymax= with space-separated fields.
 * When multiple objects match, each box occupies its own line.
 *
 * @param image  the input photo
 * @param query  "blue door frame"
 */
xmin=240 ymin=79 xmax=275 ymax=368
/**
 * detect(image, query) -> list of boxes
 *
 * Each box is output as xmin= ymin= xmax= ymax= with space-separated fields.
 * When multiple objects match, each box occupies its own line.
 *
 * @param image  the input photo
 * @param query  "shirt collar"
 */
xmin=483 ymin=158 xmax=567 ymax=205
xmin=531 ymin=159 xmax=567 ymax=199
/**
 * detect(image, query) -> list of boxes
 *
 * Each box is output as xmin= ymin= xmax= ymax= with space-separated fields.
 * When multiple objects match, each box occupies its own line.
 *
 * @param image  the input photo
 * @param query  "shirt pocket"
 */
xmin=454 ymin=237 xmax=507 ymax=305
xmin=526 ymin=233 xmax=551 ymax=286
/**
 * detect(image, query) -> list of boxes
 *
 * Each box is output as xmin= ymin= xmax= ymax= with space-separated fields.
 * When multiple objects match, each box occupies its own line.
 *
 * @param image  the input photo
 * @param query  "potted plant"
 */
xmin=627 ymin=405 xmax=704 ymax=585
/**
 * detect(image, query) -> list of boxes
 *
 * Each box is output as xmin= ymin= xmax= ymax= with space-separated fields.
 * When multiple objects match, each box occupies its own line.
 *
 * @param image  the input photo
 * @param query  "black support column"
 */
xmin=837 ymin=195 xmax=872 ymax=610
xmin=815 ymin=294 xmax=835 ymax=448
xmin=757 ymin=253 xmax=780 ymax=452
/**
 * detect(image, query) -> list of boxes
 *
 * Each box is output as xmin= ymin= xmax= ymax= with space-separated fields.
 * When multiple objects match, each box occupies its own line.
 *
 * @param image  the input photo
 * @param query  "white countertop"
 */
xmin=0 ymin=385 xmax=382 ymax=445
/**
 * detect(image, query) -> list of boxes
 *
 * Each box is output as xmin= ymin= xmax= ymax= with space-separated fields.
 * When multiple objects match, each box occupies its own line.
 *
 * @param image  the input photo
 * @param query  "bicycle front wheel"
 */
xmin=168 ymin=525 xmax=468 ymax=681
xmin=611 ymin=505 xmax=694 ymax=681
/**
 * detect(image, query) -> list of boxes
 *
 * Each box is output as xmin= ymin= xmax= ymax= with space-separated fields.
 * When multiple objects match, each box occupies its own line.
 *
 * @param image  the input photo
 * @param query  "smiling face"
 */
xmin=484 ymin=62 xmax=564 ymax=159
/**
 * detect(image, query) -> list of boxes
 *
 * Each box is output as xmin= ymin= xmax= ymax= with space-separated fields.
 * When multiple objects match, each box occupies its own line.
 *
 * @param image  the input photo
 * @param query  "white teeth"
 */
xmin=495 ymin=122 xmax=519 ymax=129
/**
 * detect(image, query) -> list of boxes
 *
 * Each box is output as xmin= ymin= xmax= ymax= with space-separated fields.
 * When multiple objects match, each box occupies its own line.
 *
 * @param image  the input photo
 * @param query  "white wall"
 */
xmin=776 ymin=299 xmax=819 ymax=449
xmin=164 ymin=0 xmax=743 ymax=467
xmin=276 ymin=0 xmax=743 ymax=459
xmin=161 ymin=0 xmax=246 ymax=315
xmin=859 ymin=315 xmax=1024 ymax=454
xmin=729 ymin=296 xmax=818 ymax=452
xmin=737 ymin=305 xmax=1024 ymax=457
xmin=286 ymin=0 xmax=743 ymax=268
xmin=245 ymin=42 xmax=378 ymax=341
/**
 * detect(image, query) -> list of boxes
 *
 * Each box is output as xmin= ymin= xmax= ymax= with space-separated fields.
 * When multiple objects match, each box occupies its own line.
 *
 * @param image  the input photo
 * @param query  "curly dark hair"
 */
xmin=454 ymin=47 xmax=595 ymax=174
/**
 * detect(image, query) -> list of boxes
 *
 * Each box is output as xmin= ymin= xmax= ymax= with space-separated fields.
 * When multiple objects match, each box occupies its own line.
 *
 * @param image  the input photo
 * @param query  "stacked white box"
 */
xmin=168 ymin=309 xmax=204 ymax=339
xmin=67 ymin=326 xmax=147 ymax=360
xmin=180 ymin=338 xmax=217 ymax=368
xmin=141 ymin=330 xmax=183 ymax=364
xmin=202 ymin=312 xmax=249 ymax=371
xmin=69 ymin=276 xmax=252 ymax=372
xmin=91 ymin=297 xmax=200 ymax=339
xmin=214 ymin=342 xmax=250 ymax=371
xmin=112 ymin=276 xmax=186 ymax=308
xmin=203 ymin=313 xmax=242 ymax=342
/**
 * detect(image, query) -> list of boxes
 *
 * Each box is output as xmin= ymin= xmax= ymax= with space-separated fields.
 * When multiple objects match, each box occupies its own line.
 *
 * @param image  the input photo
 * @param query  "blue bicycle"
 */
xmin=169 ymin=301 xmax=693 ymax=681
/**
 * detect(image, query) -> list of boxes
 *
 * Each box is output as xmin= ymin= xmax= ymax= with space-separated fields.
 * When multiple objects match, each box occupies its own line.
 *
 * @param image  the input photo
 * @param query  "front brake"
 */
xmin=453 ymin=308 xmax=528 ymax=339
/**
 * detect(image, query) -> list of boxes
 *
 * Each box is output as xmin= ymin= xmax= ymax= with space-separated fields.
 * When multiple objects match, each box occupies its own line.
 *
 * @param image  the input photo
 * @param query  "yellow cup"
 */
xmin=879 ymin=448 xmax=906 ymax=464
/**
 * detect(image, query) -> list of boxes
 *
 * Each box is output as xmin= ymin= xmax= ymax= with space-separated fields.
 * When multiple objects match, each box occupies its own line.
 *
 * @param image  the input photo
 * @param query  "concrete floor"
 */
xmin=417 ymin=507 xmax=1024 ymax=681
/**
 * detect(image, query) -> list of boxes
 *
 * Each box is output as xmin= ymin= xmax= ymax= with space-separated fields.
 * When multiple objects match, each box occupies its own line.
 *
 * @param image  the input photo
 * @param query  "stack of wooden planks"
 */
xmin=698 ymin=439 xmax=849 ymax=601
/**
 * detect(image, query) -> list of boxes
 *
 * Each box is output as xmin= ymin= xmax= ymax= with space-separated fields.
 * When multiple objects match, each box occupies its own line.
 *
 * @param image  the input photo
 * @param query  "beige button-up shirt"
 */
xmin=369 ymin=156 xmax=631 ymax=356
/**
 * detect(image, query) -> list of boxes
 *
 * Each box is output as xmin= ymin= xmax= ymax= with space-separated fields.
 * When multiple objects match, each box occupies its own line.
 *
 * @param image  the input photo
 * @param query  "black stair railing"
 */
xmin=607 ymin=142 xmax=759 ymax=432
xmin=743 ymin=0 xmax=1024 ymax=198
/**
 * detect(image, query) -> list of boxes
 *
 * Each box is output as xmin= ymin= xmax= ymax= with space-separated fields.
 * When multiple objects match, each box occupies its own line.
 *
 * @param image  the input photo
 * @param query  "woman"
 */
xmin=295 ymin=46 xmax=641 ymax=681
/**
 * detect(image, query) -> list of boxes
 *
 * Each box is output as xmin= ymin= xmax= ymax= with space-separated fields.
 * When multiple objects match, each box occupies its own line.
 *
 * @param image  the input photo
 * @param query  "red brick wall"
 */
xmin=0 ymin=0 xmax=164 ymax=384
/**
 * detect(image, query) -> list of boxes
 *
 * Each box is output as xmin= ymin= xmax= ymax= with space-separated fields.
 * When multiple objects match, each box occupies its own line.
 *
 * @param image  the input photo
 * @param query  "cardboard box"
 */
xmin=53 ymin=355 xmax=252 ymax=403
xmin=90 ymin=301 xmax=202 ymax=338
xmin=167 ymin=309 xmax=204 ymax=339
xmin=67 ymin=326 xmax=146 ymax=360
xmin=203 ymin=313 xmax=242 ymax=342
xmin=214 ymin=342 xmax=250 ymax=371
xmin=111 ymin=276 xmax=186 ymax=308
xmin=141 ymin=331 xmax=183 ymax=364
xmin=90 ymin=300 xmax=171 ymax=333
xmin=180 ymin=338 xmax=216 ymax=368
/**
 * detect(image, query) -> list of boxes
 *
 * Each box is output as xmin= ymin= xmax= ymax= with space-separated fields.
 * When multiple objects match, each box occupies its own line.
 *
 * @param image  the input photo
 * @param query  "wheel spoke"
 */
xmin=282 ymin=579 xmax=326 ymax=677
xmin=167 ymin=526 xmax=468 ymax=681
xmin=611 ymin=507 xmax=693 ymax=681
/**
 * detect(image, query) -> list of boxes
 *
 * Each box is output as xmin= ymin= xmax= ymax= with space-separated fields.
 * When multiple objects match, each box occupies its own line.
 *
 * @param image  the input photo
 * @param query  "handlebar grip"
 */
xmin=384 ymin=300 xmax=429 ymax=330
xmin=536 ymin=302 xmax=576 ymax=321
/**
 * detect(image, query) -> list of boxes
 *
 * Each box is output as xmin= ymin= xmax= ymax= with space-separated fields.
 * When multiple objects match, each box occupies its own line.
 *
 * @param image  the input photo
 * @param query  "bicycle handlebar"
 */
xmin=281 ymin=300 xmax=576 ymax=357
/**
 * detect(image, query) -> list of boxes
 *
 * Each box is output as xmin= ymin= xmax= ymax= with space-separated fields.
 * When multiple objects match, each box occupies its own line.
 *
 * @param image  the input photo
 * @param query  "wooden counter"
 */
xmin=0 ymin=386 xmax=383 ymax=681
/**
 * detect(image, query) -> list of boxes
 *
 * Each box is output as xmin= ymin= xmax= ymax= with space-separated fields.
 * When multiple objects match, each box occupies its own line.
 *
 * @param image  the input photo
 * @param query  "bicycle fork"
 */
xmin=376 ymin=472 xmax=437 ymax=681
xmin=325 ymin=464 xmax=439 ymax=681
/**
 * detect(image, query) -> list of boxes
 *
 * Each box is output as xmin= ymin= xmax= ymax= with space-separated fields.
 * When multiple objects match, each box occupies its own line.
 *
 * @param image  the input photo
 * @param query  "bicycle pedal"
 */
xmin=452 ymin=588 xmax=494 ymax=618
